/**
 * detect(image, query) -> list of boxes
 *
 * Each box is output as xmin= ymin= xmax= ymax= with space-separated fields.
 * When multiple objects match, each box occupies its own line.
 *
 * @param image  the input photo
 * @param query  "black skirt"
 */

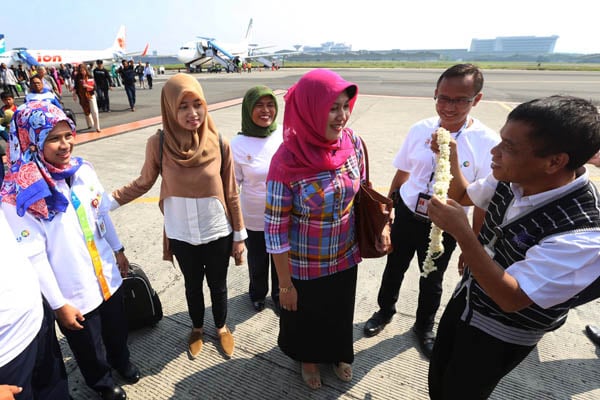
xmin=278 ymin=266 xmax=357 ymax=364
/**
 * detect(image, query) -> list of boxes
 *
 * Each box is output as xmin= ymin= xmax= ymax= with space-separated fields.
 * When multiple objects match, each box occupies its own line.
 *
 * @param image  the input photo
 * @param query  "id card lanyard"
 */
xmin=70 ymin=189 xmax=112 ymax=300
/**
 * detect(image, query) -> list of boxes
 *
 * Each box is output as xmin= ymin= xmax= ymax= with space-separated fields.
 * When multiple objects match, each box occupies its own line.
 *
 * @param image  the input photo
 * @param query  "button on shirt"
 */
xmin=265 ymin=152 xmax=362 ymax=280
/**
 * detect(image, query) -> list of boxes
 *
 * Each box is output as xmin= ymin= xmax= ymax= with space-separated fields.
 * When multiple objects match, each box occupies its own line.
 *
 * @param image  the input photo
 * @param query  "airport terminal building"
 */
xmin=470 ymin=35 xmax=559 ymax=54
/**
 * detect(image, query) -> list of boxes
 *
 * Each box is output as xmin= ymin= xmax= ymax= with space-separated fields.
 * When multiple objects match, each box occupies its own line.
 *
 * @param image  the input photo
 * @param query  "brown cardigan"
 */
xmin=112 ymin=130 xmax=245 ymax=261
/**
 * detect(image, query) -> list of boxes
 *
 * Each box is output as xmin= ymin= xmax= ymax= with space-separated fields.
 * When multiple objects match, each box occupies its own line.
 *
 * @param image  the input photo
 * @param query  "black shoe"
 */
xmin=252 ymin=300 xmax=265 ymax=312
xmin=363 ymin=311 xmax=392 ymax=337
xmin=99 ymin=385 xmax=127 ymax=400
xmin=412 ymin=325 xmax=435 ymax=359
xmin=585 ymin=325 xmax=600 ymax=346
xmin=116 ymin=362 xmax=140 ymax=384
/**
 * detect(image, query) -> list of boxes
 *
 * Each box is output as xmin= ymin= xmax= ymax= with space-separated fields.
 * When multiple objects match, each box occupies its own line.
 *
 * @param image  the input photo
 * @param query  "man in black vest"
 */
xmin=426 ymin=95 xmax=600 ymax=399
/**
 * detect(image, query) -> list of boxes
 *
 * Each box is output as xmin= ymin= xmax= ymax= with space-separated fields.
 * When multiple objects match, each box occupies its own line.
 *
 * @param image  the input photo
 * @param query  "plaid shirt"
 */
xmin=265 ymin=147 xmax=364 ymax=280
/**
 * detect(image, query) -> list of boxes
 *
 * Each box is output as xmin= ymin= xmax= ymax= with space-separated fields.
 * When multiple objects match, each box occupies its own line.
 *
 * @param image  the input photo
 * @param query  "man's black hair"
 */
xmin=508 ymin=95 xmax=600 ymax=170
xmin=436 ymin=63 xmax=484 ymax=95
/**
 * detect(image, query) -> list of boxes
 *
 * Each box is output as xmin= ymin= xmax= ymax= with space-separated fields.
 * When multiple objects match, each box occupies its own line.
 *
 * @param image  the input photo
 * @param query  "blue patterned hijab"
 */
xmin=0 ymin=100 xmax=82 ymax=220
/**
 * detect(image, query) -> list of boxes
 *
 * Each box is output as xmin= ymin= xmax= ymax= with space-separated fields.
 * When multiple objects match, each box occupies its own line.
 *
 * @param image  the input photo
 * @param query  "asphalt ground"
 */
xmin=51 ymin=69 xmax=600 ymax=399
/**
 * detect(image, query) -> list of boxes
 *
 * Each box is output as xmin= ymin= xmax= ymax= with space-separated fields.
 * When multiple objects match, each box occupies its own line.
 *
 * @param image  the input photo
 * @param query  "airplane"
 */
xmin=0 ymin=26 xmax=149 ymax=68
xmin=177 ymin=18 xmax=297 ymax=71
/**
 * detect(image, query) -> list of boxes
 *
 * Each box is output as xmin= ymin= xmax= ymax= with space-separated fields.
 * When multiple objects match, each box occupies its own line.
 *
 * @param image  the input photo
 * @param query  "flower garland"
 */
xmin=422 ymin=127 xmax=453 ymax=277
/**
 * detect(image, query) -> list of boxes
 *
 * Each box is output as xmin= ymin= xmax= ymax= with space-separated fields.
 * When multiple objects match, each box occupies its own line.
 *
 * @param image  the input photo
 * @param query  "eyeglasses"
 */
xmin=434 ymin=95 xmax=476 ymax=108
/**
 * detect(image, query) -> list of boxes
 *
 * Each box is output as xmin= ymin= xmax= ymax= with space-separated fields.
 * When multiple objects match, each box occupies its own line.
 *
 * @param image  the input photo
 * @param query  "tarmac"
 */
xmin=63 ymin=87 xmax=600 ymax=399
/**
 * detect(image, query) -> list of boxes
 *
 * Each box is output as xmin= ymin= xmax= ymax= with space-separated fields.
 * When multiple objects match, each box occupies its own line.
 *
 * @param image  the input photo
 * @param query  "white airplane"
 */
xmin=177 ymin=18 xmax=295 ymax=70
xmin=0 ymin=26 xmax=148 ymax=68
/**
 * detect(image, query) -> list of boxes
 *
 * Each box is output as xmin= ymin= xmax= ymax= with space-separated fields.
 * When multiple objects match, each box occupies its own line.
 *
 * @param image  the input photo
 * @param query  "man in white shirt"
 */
xmin=363 ymin=64 xmax=499 ymax=360
xmin=426 ymin=95 xmax=600 ymax=399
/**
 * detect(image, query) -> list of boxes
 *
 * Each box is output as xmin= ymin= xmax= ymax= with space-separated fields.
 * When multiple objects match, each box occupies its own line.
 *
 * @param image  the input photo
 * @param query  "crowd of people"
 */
xmin=1 ymin=63 xmax=600 ymax=400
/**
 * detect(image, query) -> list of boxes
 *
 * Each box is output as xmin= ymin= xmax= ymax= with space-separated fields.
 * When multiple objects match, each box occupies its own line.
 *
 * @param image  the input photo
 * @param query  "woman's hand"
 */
xmin=55 ymin=303 xmax=85 ymax=330
xmin=0 ymin=385 xmax=22 ymax=400
xmin=279 ymin=285 xmax=298 ymax=312
xmin=231 ymin=240 xmax=246 ymax=265
xmin=375 ymin=223 xmax=392 ymax=254
xmin=115 ymin=251 xmax=130 ymax=278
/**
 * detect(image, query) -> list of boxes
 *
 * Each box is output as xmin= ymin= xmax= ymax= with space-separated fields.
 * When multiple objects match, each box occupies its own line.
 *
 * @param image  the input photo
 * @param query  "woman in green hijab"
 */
xmin=230 ymin=86 xmax=282 ymax=314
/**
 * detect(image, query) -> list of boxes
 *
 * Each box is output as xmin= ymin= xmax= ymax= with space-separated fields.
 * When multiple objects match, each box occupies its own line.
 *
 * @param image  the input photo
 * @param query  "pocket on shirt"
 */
xmin=300 ymin=180 xmax=326 ymax=210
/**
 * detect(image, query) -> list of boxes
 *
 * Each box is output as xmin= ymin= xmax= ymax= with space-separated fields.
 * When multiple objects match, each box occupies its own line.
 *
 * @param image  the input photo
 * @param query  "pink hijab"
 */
xmin=267 ymin=69 xmax=358 ymax=182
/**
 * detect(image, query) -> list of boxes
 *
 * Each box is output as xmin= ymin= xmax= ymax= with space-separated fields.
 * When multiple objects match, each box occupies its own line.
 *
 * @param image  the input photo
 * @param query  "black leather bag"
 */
xmin=354 ymin=137 xmax=393 ymax=258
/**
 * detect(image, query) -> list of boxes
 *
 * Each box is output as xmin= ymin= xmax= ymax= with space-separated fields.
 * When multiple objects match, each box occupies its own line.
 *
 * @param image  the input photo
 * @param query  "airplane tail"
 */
xmin=244 ymin=18 xmax=253 ymax=40
xmin=111 ymin=25 xmax=127 ymax=52
xmin=0 ymin=34 xmax=5 ymax=54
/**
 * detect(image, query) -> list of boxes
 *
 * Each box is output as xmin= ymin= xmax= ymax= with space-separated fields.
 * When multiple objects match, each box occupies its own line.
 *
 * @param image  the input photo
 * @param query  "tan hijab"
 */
xmin=160 ymin=73 xmax=219 ymax=167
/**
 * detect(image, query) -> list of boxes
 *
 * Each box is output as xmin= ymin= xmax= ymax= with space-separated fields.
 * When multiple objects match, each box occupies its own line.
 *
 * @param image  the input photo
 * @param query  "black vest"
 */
xmin=462 ymin=180 xmax=600 ymax=345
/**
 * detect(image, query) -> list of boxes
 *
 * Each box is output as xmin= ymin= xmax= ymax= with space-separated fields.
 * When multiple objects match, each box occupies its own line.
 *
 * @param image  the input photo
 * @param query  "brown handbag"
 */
xmin=353 ymin=136 xmax=393 ymax=258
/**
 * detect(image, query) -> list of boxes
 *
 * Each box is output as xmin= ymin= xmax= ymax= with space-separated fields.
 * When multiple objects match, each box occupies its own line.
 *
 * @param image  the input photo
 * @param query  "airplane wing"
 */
xmin=245 ymin=50 xmax=300 ymax=60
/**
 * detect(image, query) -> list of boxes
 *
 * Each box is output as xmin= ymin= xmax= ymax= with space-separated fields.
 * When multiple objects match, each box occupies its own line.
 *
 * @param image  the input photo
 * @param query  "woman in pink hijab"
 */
xmin=265 ymin=69 xmax=374 ymax=389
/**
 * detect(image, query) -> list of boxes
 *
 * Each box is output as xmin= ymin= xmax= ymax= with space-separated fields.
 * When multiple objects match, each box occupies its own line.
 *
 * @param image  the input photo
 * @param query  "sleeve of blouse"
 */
xmin=264 ymin=180 xmax=293 ymax=254
xmin=112 ymin=133 xmax=161 ymax=206
xmin=220 ymin=137 xmax=246 ymax=236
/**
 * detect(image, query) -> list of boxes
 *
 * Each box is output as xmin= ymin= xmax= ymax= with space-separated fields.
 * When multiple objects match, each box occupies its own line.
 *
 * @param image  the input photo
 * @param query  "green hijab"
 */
xmin=239 ymin=85 xmax=278 ymax=137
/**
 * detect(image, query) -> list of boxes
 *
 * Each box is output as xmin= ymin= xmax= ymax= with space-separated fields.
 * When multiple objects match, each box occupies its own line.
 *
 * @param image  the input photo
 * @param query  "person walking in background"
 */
xmin=110 ymin=73 xmax=246 ymax=360
xmin=143 ymin=62 xmax=154 ymax=90
xmin=58 ymin=64 xmax=72 ymax=91
xmin=0 ymin=64 xmax=19 ymax=98
xmin=265 ymin=69 xmax=390 ymax=389
xmin=48 ymin=67 xmax=62 ymax=96
xmin=1 ymin=101 xmax=140 ymax=400
xmin=135 ymin=62 xmax=145 ymax=89
xmin=16 ymin=64 xmax=30 ymax=95
xmin=119 ymin=60 xmax=136 ymax=111
xmin=72 ymin=63 xmax=100 ymax=132
xmin=426 ymin=95 xmax=600 ymax=399
xmin=36 ymin=66 xmax=59 ymax=96
xmin=0 ymin=91 xmax=16 ymax=184
xmin=231 ymin=86 xmax=283 ymax=314
xmin=110 ymin=63 xmax=121 ymax=87
xmin=93 ymin=60 xmax=113 ymax=112
xmin=362 ymin=64 xmax=499 ymax=360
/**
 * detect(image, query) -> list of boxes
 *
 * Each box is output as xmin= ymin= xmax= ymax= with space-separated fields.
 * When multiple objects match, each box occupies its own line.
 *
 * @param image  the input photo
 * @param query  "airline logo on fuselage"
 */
xmin=36 ymin=54 xmax=62 ymax=63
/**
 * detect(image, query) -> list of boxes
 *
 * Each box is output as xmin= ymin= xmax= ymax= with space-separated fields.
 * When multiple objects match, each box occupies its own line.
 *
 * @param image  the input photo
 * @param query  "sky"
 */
xmin=2 ymin=0 xmax=599 ymax=55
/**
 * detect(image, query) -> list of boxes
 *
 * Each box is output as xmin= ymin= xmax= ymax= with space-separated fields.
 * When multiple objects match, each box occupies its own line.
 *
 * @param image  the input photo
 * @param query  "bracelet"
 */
xmin=115 ymin=246 xmax=125 ymax=254
xmin=279 ymin=285 xmax=294 ymax=294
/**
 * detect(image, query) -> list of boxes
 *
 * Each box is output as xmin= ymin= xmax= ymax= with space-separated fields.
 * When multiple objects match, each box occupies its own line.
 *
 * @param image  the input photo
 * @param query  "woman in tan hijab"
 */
xmin=110 ymin=73 xmax=246 ymax=359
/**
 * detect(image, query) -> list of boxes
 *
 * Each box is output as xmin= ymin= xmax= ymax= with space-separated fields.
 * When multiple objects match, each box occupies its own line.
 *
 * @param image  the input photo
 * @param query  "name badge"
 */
xmin=414 ymin=192 xmax=431 ymax=219
xmin=96 ymin=216 xmax=107 ymax=237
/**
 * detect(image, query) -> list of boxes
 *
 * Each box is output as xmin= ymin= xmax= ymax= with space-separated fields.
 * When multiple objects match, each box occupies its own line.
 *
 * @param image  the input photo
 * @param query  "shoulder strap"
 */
xmin=219 ymin=132 xmax=224 ymax=176
xmin=350 ymin=131 xmax=369 ymax=184
xmin=158 ymin=129 xmax=164 ymax=175
xmin=359 ymin=136 xmax=370 ymax=184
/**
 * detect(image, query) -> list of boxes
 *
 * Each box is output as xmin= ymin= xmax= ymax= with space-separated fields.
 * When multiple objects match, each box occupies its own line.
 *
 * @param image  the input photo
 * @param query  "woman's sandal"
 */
xmin=333 ymin=362 xmax=353 ymax=382
xmin=301 ymin=363 xmax=322 ymax=390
